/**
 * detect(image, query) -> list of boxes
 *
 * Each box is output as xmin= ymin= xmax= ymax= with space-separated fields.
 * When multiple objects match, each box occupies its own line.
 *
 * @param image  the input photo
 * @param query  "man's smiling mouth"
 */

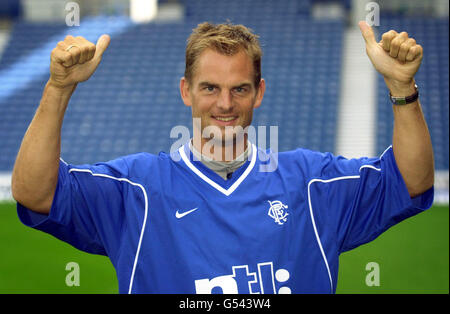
xmin=212 ymin=116 xmax=238 ymax=122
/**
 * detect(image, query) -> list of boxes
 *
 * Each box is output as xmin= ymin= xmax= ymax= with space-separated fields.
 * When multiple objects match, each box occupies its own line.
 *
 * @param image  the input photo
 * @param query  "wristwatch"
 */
xmin=389 ymin=84 xmax=419 ymax=105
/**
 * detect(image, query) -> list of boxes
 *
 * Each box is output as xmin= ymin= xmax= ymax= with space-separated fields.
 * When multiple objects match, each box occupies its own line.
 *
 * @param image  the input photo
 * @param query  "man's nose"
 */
xmin=216 ymin=89 xmax=233 ymax=111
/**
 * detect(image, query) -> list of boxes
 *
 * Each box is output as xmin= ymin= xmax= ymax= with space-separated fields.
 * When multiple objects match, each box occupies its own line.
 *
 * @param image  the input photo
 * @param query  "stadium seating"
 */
xmin=0 ymin=0 xmax=447 ymax=174
xmin=0 ymin=0 xmax=344 ymax=169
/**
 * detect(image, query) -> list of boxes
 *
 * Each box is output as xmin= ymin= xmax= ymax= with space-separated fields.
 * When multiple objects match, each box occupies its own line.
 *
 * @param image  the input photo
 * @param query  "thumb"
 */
xmin=94 ymin=34 xmax=110 ymax=59
xmin=358 ymin=21 xmax=376 ymax=47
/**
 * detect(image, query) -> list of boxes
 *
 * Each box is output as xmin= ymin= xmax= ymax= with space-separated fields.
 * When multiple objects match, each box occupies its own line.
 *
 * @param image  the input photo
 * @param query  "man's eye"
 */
xmin=205 ymin=86 xmax=215 ymax=92
xmin=234 ymin=87 xmax=247 ymax=93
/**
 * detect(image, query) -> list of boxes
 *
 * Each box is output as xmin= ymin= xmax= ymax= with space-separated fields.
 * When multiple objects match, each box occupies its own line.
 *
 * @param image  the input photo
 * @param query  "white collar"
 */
xmin=179 ymin=141 xmax=257 ymax=196
xmin=188 ymin=139 xmax=252 ymax=173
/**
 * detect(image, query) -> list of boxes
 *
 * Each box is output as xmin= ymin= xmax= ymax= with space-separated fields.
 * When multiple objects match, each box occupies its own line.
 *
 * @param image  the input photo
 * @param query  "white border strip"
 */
xmin=68 ymin=168 xmax=148 ymax=294
xmin=336 ymin=27 xmax=376 ymax=159
xmin=0 ymin=172 xmax=12 ymax=201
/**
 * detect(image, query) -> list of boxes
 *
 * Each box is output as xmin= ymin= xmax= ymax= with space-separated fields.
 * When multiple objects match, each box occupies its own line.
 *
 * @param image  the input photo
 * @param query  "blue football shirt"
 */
xmin=17 ymin=142 xmax=434 ymax=293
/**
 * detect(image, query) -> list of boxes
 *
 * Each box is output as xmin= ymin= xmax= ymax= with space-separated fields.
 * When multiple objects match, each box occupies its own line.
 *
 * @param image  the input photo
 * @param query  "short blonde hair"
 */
xmin=184 ymin=22 xmax=262 ymax=88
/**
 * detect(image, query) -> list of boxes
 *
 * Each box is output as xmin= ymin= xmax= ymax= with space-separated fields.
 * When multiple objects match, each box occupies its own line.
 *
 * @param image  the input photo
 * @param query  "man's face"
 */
xmin=180 ymin=48 xmax=265 ymax=144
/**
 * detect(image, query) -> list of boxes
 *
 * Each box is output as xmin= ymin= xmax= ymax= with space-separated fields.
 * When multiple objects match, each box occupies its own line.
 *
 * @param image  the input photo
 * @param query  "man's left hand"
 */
xmin=359 ymin=21 xmax=423 ymax=95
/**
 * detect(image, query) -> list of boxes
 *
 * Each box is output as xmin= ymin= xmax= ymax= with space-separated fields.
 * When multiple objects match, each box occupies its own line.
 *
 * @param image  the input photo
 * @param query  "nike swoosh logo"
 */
xmin=175 ymin=207 xmax=198 ymax=219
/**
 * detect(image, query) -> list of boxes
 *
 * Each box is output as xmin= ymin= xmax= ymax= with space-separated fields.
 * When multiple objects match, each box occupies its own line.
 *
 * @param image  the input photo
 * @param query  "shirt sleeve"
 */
xmin=305 ymin=146 xmax=434 ymax=253
xmin=17 ymin=157 xmax=132 ymax=258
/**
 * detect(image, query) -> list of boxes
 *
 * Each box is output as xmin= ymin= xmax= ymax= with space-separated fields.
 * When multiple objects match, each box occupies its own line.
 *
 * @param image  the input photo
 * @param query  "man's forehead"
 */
xmin=192 ymin=48 xmax=255 ymax=86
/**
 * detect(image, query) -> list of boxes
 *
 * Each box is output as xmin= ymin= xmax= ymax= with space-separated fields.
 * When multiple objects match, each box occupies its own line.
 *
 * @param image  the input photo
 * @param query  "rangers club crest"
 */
xmin=267 ymin=200 xmax=289 ymax=225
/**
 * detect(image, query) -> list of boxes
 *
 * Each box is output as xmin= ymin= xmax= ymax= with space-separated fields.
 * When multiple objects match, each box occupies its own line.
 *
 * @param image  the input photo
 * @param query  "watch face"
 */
xmin=390 ymin=85 xmax=419 ymax=105
xmin=390 ymin=95 xmax=406 ymax=105
xmin=395 ymin=98 xmax=407 ymax=105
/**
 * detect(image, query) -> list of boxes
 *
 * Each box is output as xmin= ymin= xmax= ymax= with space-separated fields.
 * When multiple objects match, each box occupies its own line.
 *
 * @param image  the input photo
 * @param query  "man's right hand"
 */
xmin=11 ymin=34 xmax=110 ymax=213
xmin=49 ymin=34 xmax=110 ymax=89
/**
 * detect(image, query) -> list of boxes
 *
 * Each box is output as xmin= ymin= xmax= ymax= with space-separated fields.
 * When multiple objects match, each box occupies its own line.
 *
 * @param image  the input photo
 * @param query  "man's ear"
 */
xmin=253 ymin=78 xmax=265 ymax=109
xmin=180 ymin=77 xmax=192 ymax=107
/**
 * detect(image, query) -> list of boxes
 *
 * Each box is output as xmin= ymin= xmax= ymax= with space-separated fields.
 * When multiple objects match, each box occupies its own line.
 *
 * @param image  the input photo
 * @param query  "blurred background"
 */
xmin=0 ymin=0 xmax=448 ymax=293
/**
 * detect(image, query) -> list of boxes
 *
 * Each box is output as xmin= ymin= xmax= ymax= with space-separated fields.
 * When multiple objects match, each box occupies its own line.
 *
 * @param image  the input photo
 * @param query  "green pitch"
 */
xmin=0 ymin=201 xmax=448 ymax=294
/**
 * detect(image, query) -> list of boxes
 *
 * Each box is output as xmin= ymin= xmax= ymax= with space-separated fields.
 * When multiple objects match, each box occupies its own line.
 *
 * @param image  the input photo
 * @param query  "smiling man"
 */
xmin=12 ymin=22 xmax=434 ymax=294
xmin=180 ymin=23 xmax=265 ymax=164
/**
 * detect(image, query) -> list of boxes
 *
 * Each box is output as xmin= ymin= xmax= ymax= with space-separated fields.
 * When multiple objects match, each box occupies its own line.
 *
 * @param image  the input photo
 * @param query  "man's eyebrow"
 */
xmin=198 ymin=81 xmax=219 ymax=87
xmin=197 ymin=81 xmax=253 ymax=88
xmin=233 ymin=82 xmax=252 ymax=89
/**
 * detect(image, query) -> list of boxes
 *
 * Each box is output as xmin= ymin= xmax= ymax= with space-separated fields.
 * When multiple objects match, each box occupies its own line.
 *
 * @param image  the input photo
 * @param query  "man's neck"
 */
xmin=192 ymin=134 xmax=248 ymax=162
xmin=189 ymin=137 xmax=251 ymax=180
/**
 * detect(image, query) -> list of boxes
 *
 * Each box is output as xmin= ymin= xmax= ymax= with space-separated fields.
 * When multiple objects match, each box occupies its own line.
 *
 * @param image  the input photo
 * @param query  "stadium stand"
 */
xmin=0 ymin=0 xmax=343 ymax=169
xmin=0 ymin=0 xmax=447 ymax=176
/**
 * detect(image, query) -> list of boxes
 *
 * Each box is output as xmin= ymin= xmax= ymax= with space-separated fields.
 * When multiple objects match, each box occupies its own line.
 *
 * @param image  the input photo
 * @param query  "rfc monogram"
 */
xmin=267 ymin=200 xmax=288 ymax=225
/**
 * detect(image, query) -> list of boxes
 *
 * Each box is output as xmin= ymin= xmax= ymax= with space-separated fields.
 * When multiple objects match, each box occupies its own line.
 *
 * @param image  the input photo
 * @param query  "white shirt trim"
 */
xmin=306 ymin=149 xmax=388 ymax=293
xmin=68 ymin=168 xmax=148 ymax=294
xmin=178 ymin=143 xmax=257 ymax=196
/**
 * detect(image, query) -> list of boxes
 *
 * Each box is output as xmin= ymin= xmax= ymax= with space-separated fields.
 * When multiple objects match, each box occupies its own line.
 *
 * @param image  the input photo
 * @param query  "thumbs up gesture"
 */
xmin=359 ymin=21 xmax=423 ymax=95
xmin=49 ymin=34 xmax=110 ymax=89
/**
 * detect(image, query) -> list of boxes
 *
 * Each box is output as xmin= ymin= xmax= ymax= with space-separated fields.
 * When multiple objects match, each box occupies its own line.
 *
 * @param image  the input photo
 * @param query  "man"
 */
xmin=11 ymin=21 xmax=434 ymax=293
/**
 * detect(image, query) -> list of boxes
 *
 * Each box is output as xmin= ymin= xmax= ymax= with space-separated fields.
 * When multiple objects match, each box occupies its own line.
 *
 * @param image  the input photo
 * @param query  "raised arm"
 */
xmin=359 ymin=21 xmax=434 ymax=198
xmin=11 ymin=34 xmax=110 ymax=213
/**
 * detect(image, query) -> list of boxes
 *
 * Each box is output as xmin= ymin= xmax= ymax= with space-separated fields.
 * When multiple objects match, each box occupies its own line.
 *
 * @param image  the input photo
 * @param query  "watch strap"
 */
xmin=389 ymin=84 xmax=419 ymax=105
